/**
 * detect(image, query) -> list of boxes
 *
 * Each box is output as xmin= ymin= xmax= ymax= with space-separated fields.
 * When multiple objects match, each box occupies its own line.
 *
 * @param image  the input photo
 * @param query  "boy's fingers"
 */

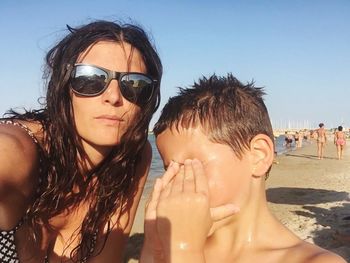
xmin=158 ymin=161 xmax=180 ymax=199
xmin=210 ymin=204 xmax=240 ymax=221
xmin=192 ymin=159 xmax=209 ymax=196
xmin=170 ymin=165 xmax=185 ymax=194
xmin=161 ymin=161 xmax=180 ymax=186
xmin=183 ymin=159 xmax=195 ymax=192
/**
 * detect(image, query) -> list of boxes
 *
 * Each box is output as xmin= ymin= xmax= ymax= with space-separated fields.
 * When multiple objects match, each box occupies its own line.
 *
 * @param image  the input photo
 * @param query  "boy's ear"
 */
xmin=249 ymin=134 xmax=274 ymax=177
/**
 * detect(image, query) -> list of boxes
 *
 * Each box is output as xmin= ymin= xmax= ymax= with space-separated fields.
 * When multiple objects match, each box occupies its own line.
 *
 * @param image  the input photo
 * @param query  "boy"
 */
xmin=141 ymin=74 xmax=346 ymax=263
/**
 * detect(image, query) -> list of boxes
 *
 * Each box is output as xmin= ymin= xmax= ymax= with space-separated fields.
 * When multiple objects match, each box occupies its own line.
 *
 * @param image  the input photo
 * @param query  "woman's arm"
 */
xmin=0 ymin=124 xmax=39 ymax=230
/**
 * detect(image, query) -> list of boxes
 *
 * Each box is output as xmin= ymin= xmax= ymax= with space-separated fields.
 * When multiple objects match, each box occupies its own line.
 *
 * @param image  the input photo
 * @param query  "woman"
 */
xmin=294 ymin=131 xmax=299 ymax=148
xmin=334 ymin=126 xmax=346 ymax=160
xmin=0 ymin=20 xmax=162 ymax=262
xmin=316 ymin=123 xmax=327 ymax=159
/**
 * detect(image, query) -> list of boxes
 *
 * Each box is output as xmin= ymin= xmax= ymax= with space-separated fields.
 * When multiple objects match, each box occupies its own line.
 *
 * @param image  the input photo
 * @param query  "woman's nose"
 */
xmin=101 ymin=79 xmax=123 ymax=105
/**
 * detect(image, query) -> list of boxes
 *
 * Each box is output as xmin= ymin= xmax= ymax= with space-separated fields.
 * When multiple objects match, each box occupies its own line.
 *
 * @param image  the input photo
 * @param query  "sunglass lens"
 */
xmin=71 ymin=66 xmax=107 ymax=95
xmin=120 ymin=74 xmax=153 ymax=103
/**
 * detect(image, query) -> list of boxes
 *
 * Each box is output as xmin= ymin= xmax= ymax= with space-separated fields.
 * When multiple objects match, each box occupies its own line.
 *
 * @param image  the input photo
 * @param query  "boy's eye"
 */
xmin=163 ymin=160 xmax=184 ymax=171
xmin=163 ymin=160 xmax=208 ymax=171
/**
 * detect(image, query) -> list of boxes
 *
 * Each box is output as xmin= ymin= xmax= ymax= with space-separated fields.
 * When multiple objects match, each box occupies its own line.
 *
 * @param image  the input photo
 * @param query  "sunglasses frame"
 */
xmin=70 ymin=63 xmax=157 ymax=102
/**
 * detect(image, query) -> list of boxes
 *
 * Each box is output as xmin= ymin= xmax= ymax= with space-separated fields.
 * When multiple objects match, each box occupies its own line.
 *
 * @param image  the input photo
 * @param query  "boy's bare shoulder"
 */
xmin=302 ymin=247 xmax=346 ymax=263
xmin=307 ymin=252 xmax=347 ymax=263
xmin=284 ymin=241 xmax=346 ymax=263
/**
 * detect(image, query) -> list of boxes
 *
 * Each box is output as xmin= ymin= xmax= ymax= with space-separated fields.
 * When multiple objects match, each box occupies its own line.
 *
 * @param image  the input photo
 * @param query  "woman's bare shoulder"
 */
xmin=91 ymin=141 xmax=153 ymax=262
xmin=0 ymin=122 xmax=41 ymax=191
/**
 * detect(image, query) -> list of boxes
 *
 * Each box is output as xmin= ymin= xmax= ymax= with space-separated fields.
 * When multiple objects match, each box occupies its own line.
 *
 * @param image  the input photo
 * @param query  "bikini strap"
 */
xmin=0 ymin=119 xmax=40 ymax=146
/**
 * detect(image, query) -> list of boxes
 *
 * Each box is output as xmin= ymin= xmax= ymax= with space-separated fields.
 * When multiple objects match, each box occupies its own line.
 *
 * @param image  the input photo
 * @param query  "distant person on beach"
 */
xmin=294 ymin=131 xmax=300 ymax=148
xmin=304 ymin=129 xmax=311 ymax=142
xmin=296 ymin=130 xmax=304 ymax=148
xmin=140 ymin=74 xmax=346 ymax=263
xmin=316 ymin=123 xmax=327 ymax=159
xmin=334 ymin=126 xmax=346 ymax=160
xmin=300 ymin=130 xmax=305 ymax=146
xmin=0 ymin=20 xmax=162 ymax=262
xmin=284 ymin=131 xmax=293 ymax=148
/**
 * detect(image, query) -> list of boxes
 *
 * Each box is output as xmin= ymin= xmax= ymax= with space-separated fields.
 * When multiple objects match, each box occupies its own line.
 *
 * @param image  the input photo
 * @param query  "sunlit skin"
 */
xmin=71 ymin=41 xmax=146 ymax=165
xmin=142 ymin=125 xmax=346 ymax=263
xmin=155 ymin=126 xmax=276 ymax=254
xmin=316 ymin=125 xmax=327 ymax=160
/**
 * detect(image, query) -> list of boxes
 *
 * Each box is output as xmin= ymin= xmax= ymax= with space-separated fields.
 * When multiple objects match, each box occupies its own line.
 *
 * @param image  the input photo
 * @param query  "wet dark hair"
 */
xmin=338 ymin=126 xmax=343 ymax=131
xmin=4 ymin=20 xmax=162 ymax=261
xmin=153 ymin=74 xmax=274 ymax=159
xmin=319 ymin=123 xmax=324 ymax=128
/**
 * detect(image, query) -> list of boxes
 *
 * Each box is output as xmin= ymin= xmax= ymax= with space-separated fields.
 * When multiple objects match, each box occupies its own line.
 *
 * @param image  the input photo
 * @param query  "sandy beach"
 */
xmin=124 ymin=140 xmax=350 ymax=262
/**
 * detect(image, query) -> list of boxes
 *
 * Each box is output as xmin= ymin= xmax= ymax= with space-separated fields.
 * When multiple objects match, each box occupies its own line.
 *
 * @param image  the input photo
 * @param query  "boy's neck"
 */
xmin=207 ymin=197 xmax=269 ymax=246
xmin=204 ymin=191 xmax=298 ymax=261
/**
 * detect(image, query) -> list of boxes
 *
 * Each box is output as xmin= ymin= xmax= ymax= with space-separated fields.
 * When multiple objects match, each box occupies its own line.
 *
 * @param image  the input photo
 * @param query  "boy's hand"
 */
xmin=156 ymin=159 xmax=239 ymax=254
xmin=156 ymin=159 xmax=211 ymax=253
xmin=142 ymin=159 xmax=239 ymax=262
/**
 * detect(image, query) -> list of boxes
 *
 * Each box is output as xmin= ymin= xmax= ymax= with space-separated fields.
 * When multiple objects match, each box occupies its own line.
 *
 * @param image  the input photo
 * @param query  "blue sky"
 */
xmin=1 ymin=1 xmax=349 ymax=129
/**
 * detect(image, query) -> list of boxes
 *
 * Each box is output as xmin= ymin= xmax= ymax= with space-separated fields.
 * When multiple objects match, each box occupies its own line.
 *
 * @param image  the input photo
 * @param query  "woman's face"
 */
xmin=71 ymin=41 xmax=146 ymax=157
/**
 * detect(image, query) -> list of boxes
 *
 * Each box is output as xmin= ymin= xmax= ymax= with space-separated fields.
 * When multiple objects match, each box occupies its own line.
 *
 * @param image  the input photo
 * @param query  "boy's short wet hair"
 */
xmin=153 ymin=74 xmax=274 ymax=159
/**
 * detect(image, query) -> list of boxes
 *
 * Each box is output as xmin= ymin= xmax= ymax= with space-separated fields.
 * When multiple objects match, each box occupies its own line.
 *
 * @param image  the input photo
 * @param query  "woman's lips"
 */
xmin=95 ymin=115 xmax=124 ymax=125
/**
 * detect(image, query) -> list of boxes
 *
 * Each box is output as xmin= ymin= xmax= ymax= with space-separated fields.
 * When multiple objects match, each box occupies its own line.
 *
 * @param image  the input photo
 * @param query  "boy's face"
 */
xmin=156 ymin=126 xmax=253 ymax=208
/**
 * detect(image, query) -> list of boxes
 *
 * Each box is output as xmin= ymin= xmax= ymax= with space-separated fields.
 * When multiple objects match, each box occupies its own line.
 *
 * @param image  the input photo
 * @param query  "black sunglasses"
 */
xmin=70 ymin=63 xmax=157 ymax=104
